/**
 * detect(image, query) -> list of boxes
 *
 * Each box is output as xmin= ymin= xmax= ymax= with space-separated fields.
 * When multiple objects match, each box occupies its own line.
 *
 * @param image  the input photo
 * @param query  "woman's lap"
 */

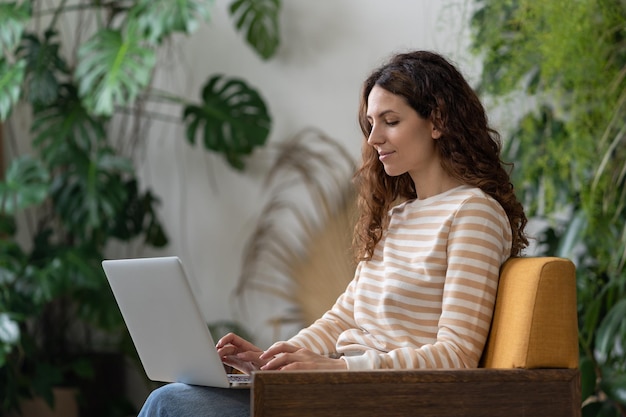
xmin=137 ymin=382 xmax=250 ymax=417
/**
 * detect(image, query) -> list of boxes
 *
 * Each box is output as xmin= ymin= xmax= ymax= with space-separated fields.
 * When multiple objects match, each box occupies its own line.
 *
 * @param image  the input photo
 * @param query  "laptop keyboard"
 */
xmin=228 ymin=374 xmax=252 ymax=384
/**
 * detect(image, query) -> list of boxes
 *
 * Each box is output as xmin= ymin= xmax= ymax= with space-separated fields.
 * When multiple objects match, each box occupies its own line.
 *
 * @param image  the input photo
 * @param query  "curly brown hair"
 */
xmin=353 ymin=50 xmax=528 ymax=260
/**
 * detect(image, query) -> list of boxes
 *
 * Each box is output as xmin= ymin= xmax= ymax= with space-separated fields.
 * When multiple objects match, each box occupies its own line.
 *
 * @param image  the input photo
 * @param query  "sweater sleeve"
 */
xmin=286 ymin=263 xmax=363 ymax=355
xmin=342 ymin=196 xmax=512 ymax=370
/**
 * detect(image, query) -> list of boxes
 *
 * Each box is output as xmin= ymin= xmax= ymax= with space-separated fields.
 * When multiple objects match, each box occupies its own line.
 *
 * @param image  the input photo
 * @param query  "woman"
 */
xmin=138 ymin=50 xmax=528 ymax=416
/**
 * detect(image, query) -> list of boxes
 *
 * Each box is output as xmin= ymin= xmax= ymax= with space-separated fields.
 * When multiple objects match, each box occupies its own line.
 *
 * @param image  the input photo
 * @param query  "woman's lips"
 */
xmin=378 ymin=150 xmax=394 ymax=161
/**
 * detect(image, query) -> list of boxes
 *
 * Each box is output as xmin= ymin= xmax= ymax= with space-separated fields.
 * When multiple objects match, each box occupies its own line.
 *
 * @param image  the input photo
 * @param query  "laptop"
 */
xmin=102 ymin=256 xmax=251 ymax=388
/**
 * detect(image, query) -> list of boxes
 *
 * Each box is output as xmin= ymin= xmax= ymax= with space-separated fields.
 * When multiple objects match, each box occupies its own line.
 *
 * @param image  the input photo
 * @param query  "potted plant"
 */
xmin=0 ymin=0 xmax=282 ymax=415
xmin=0 ymin=149 xmax=168 ymax=416
xmin=470 ymin=1 xmax=626 ymax=415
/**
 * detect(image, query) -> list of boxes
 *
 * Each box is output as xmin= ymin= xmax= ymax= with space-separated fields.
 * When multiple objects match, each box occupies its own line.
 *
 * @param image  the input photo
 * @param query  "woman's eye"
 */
xmin=386 ymin=120 xmax=399 ymax=126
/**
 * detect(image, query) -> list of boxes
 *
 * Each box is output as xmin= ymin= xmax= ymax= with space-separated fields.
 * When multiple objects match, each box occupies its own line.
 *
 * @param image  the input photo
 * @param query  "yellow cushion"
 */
xmin=480 ymin=257 xmax=579 ymax=369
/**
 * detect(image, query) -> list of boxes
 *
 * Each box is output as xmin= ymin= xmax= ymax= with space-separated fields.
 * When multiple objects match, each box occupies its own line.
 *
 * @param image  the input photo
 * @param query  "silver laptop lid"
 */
xmin=102 ymin=256 xmax=233 ymax=388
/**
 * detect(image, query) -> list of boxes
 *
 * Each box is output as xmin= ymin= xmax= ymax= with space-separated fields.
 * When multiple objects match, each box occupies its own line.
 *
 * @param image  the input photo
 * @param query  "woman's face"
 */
xmin=366 ymin=85 xmax=441 ymax=181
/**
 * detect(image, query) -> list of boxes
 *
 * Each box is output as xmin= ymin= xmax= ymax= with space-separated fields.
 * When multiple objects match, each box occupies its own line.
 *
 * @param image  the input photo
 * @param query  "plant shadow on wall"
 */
xmin=0 ymin=1 xmax=280 ymax=416
xmin=235 ymin=128 xmax=358 ymax=341
xmin=470 ymin=1 xmax=626 ymax=416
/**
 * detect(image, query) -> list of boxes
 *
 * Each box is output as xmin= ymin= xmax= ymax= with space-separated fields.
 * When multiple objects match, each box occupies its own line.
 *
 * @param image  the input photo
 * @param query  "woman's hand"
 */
xmin=259 ymin=341 xmax=348 ymax=371
xmin=216 ymin=333 xmax=268 ymax=375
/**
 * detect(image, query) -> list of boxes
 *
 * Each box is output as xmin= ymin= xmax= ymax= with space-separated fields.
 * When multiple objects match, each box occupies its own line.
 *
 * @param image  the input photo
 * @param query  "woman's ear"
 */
xmin=431 ymin=108 xmax=443 ymax=139
xmin=431 ymin=125 xmax=442 ymax=139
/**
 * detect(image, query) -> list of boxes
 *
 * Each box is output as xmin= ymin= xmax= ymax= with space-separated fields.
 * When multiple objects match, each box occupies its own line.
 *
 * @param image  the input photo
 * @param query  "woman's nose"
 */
xmin=367 ymin=125 xmax=383 ymax=146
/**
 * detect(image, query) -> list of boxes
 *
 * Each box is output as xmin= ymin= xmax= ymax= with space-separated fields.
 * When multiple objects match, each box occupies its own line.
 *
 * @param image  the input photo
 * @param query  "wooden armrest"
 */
xmin=252 ymin=368 xmax=581 ymax=417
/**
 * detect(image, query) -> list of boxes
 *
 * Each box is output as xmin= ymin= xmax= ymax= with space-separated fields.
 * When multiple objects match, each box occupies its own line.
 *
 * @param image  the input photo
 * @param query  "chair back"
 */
xmin=480 ymin=257 xmax=579 ymax=369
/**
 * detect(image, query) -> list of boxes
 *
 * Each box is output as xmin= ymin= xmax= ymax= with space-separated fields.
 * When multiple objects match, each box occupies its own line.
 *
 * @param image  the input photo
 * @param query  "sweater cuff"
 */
xmin=341 ymin=352 xmax=375 ymax=370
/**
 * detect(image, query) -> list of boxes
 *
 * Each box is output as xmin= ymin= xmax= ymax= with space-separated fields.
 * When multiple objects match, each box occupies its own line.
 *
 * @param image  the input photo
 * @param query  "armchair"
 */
xmin=251 ymin=257 xmax=581 ymax=417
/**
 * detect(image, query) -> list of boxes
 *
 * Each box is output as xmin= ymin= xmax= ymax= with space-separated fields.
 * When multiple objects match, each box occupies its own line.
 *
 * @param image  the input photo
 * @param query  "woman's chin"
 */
xmin=383 ymin=166 xmax=404 ymax=177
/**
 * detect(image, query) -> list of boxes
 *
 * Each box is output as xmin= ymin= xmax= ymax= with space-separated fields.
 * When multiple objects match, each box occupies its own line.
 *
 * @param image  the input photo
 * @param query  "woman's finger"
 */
xmin=216 ymin=344 xmax=238 ymax=358
xmin=216 ymin=333 xmax=260 ymax=351
xmin=236 ymin=351 xmax=266 ymax=363
xmin=260 ymin=341 xmax=300 ymax=359
xmin=261 ymin=352 xmax=294 ymax=370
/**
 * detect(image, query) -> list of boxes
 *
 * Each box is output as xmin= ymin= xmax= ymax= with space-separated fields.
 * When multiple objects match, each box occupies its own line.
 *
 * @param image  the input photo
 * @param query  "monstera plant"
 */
xmin=0 ymin=0 xmax=281 ymax=415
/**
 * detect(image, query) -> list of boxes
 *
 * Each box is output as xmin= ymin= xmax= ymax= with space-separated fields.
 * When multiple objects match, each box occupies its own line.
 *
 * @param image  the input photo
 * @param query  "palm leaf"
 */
xmin=183 ymin=74 xmax=271 ymax=170
xmin=75 ymin=27 xmax=156 ymax=116
xmin=229 ymin=0 xmax=280 ymax=59
xmin=0 ymin=58 xmax=25 ymax=121
xmin=0 ymin=1 xmax=30 ymax=53
xmin=132 ymin=0 xmax=214 ymax=44
xmin=0 ymin=156 xmax=50 ymax=215
xmin=236 ymin=129 xmax=357 ymax=325
xmin=290 ymin=193 xmax=356 ymax=325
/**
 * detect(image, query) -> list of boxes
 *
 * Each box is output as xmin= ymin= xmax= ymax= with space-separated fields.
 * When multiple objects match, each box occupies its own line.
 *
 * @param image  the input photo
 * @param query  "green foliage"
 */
xmin=471 ymin=0 xmax=626 ymax=415
xmin=0 ymin=1 xmax=30 ymax=52
xmin=76 ymin=27 xmax=156 ymax=116
xmin=0 ymin=0 xmax=282 ymax=414
xmin=0 ymin=313 xmax=19 ymax=367
xmin=0 ymin=154 xmax=166 ymax=414
xmin=0 ymin=0 xmax=278 ymax=168
xmin=31 ymin=83 xmax=107 ymax=165
xmin=230 ymin=0 xmax=281 ymax=59
xmin=0 ymin=58 xmax=25 ymax=120
xmin=184 ymin=75 xmax=271 ymax=170
xmin=0 ymin=156 xmax=49 ymax=214
xmin=503 ymin=106 xmax=574 ymax=216
xmin=133 ymin=0 xmax=214 ymax=44
xmin=0 ymin=2 xmax=30 ymax=120
xmin=17 ymin=30 xmax=68 ymax=107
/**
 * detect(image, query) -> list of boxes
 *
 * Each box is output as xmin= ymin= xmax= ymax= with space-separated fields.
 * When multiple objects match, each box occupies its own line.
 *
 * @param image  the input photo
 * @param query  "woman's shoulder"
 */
xmin=398 ymin=185 xmax=489 ymax=208
xmin=397 ymin=185 xmax=505 ymax=217
xmin=454 ymin=186 xmax=505 ymax=210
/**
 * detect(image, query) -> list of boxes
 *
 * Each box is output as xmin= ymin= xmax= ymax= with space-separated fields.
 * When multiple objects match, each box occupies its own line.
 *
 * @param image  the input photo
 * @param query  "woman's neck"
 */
xmin=411 ymin=174 xmax=464 ymax=200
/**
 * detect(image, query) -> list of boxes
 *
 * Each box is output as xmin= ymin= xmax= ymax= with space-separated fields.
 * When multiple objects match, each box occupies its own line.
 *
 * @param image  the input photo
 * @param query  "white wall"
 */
xmin=128 ymin=0 xmax=480 ymax=349
xmin=120 ymin=0 xmax=491 ymax=403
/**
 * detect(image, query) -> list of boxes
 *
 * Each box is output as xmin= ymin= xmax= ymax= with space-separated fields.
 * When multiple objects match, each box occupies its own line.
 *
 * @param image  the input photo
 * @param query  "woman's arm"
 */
xmin=286 ymin=263 xmax=363 ymax=355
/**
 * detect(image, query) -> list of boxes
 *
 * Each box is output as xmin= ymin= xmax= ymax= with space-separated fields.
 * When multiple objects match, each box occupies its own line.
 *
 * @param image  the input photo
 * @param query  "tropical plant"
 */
xmin=0 ymin=153 xmax=159 ymax=416
xmin=470 ymin=1 xmax=626 ymax=415
xmin=0 ymin=0 xmax=281 ymax=415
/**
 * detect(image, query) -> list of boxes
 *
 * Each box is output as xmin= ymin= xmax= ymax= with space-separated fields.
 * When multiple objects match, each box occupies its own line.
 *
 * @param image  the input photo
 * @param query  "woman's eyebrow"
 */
xmin=367 ymin=109 xmax=397 ymax=120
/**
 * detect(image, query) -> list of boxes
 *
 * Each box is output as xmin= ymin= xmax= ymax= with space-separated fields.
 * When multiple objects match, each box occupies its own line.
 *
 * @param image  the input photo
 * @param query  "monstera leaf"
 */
xmin=110 ymin=179 xmax=168 ymax=247
xmin=132 ymin=0 xmax=214 ymax=44
xmin=0 ymin=1 xmax=30 ymax=53
xmin=0 ymin=155 xmax=50 ymax=215
xmin=0 ymin=2 xmax=31 ymax=120
xmin=183 ymin=74 xmax=271 ymax=170
xmin=229 ymin=0 xmax=280 ymax=59
xmin=75 ymin=27 xmax=156 ymax=116
xmin=0 ymin=59 xmax=25 ymax=121
xmin=50 ymin=146 xmax=133 ymax=240
xmin=32 ymin=83 xmax=107 ymax=166
xmin=17 ymin=30 xmax=68 ymax=107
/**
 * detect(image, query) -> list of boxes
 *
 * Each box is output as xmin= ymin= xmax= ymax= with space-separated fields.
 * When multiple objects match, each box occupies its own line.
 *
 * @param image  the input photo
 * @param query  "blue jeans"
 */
xmin=137 ymin=383 xmax=250 ymax=417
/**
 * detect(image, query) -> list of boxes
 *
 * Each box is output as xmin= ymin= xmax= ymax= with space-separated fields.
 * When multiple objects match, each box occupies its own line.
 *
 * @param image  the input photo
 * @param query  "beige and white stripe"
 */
xmin=288 ymin=185 xmax=512 ymax=370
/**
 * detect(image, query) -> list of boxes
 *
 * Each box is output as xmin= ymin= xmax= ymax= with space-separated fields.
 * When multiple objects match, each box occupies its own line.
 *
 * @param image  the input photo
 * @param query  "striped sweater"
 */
xmin=288 ymin=185 xmax=513 ymax=370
